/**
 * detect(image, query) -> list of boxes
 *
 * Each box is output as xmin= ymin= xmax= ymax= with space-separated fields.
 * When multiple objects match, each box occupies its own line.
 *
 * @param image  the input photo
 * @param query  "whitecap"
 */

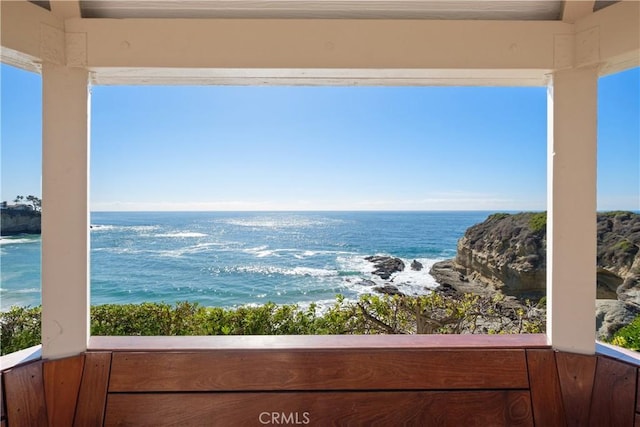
xmin=335 ymin=256 xmax=442 ymax=298
xmin=220 ymin=216 xmax=343 ymax=229
xmin=243 ymin=245 xmax=268 ymax=253
xmin=336 ymin=255 xmax=376 ymax=275
xmin=242 ymin=245 xmax=272 ymax=257
xmin=292 ymin=249 xmax=356 ymax=260
xmin=157 ymin=243 xmax=217 ymax=258
xmin=289 ymin=267 xmax=337 ymax=277
xmin=0 ymin=237 xmax=39 ymax=246
xmin=389 ymin=258 xmax=442 ymax=292
xmin=255 ymin=250 xmax=277 ymax=258
xmin=129 ymin=225 xmax=160 ymax=232
xmin=155 ymin=232 xmax=208 ymax=238
xmin=90 ymin=224 xmax=115 ymax=231
xmin=234 ymin=265 xmax=338 ymax=278
xmin=92 ymin=247 xmax=141 ymax=255
xmin=91 ymin=224 xmax=159 ymax=233
xmin=0 ymin=287 xmax=40 ymax=294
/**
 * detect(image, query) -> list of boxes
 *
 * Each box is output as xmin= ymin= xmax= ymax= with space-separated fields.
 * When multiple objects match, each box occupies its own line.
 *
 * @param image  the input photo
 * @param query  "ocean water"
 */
xmin=0 ymin=211 xmax=494 ymax=311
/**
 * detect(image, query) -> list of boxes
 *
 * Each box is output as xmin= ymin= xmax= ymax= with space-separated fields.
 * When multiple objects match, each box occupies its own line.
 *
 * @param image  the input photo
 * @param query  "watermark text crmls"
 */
xmin=259 ymin=412 xmax=311 ymax=425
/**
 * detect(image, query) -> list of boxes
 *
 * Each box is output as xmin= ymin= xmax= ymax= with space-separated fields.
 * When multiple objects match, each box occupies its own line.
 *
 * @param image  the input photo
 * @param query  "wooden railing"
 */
xmin=1 ymin=335 xmax=638 ymax=426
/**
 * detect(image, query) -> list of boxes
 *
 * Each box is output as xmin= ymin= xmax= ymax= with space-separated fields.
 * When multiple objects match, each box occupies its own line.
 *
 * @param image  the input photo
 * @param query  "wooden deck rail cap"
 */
xmin=89 ymin=334 xmax=549 ymax=351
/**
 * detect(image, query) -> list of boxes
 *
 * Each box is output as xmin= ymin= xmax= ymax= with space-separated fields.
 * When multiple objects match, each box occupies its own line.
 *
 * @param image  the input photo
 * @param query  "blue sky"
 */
xmin=1 ymin=63 xmax=638 ymax=211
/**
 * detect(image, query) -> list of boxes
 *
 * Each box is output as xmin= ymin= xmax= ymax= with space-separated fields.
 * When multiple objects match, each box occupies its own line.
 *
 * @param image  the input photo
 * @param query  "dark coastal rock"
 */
xmin=596 ymin=300 xmax=640 ymax=340
xmin=410 ymin=260 xmax=423 ymax=271
xmin=357 ymin=279 xmax=377 ymax=287
xmin=430 ymin=260 xmax=502 ymax=298
xmin=597 ymin=268 xmax=623 ymax=299
xmin=365 ymin=255 xmax=405 ymax=280
xmin=1 ymin=208 xmax=41 ymax=236
xmin=618 ymin=274 xmax=640 ymax=303
xmin=373 ymin=284 xmax=404 ymax=296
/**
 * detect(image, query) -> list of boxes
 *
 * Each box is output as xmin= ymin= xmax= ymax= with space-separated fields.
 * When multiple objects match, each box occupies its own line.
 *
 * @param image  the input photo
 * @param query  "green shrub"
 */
xmin=614 ymin=240 xmax=632 ymax=251
xmin=528 ymin=212 xmax=547 ymax=232
xmin=1 ymin=293 xmax=546 ymax=355
xmin=611 ymin=315 xmax=640 ymax=351
xmin=0 ymin=306 xmax=41 ymax=354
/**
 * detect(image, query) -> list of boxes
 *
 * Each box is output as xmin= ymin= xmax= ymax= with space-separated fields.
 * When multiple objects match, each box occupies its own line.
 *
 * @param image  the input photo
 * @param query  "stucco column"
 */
xmin=546 ymin=67 xmax=598 ymax=354
xmin=41 ymin=63 xmax=90 ymax=358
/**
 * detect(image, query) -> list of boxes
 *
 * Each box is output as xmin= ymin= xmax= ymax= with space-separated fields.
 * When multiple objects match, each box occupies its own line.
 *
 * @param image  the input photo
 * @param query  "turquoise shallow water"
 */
xmin=0 ymin=211 xmax=495 ymax=311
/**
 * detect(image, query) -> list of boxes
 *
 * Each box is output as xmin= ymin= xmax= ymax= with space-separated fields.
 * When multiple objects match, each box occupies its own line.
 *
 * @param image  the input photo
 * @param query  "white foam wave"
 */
xmin=91 ymin=247 xmax=142 ymax=255
xmin=157 ymin=242 xmax=220 ymax=258
xmin=243 ymin=247 xmax=332 ymax=259
xmin=336 ymin=255 xmax=376 ymax=275
xmin=336 ymin=256 xmax=441 ymax=297
xmin=242 ymin=245 xmax=286 ymax=258
xmin=91 ymin=224 xmax=160 ymax=233
xmin=155 ymin=232 xmax=208 ymax=238
xmin=0 ymin=287 xmax=40 ymax=294
xmin=297 ymin=249 xmax=356 ymax=258
xmin=392 ymin=258 xmax=441 ymax=288
xmin=0 ymin=237 xmax=39 ymax=246
xmin=234 ymin=265 xmax=338 ymax=278
xmin=256 ymin=250 xmax=276 ymax=258
xmin=90 ymin=224 xmax=115 ymax=231
xmin=242 ymin=245 xmax=268 ymax=255
xmin=302 ymin=250 xmax=316 ymax=257
xmin=220 ymin=216 xmax=343 ymax=229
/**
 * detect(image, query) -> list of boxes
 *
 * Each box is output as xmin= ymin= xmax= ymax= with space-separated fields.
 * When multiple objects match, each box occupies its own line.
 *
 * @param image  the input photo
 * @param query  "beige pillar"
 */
xmin=41 ymin=63 xmax=90 ymax=358
xmin=546 ymin=67 xmax=598 ymax=354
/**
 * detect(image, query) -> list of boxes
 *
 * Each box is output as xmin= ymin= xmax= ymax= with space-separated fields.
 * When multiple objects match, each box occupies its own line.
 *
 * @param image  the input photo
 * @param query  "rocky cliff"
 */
xmin=0 ymin=209 xmax=41 ymax=235
xmin=430 ymin=211 xmax=640 ymax=339
xmin=596 ymin=212 xmax=640 ymax=302
xmin=454 ymin=212 xmax=547 ymax=295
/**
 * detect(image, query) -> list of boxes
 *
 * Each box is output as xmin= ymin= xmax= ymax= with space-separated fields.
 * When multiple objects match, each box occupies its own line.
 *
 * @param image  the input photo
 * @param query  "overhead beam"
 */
xmin=80 ymin=0 xmax=563 ymax=20
xmin=574 ymin=0 xmax=640 ymax=73
xmin=0 ymin=0 xmax=63 ymax=68
xmin=3 ymin=1 xmax=637 ymax=83
xmin=90 ymin=67 xmax=549 ymax=86
xmin=562 ymin=0 xmax=595 ymax=23
xmin=50 ymin=0 xmax=81 ymax=20
xmin=65 ymin=18 xmax=569 ymax=72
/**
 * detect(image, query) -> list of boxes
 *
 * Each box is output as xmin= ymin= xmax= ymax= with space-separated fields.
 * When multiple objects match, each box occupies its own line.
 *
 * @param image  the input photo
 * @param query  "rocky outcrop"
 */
xmin=365 ymin=255 xmax=405 ymax=280
xmin=1 ymin=208 xmax=41 ymax=235
xmin=430 ymin=260 xmax=494 ymax=297
xmin=361 ymin=256 xmax=408 ymax=296
xmin=597 ymin=211 xmax=640 ymax=303
xmin=453 ymin=212 xmax=546 ymax=296
xmin=596 ymin=300 xmax=640 ymax=339
xmin=440 ymin=211 xmax=639 ymax=298
xmin=410 ymin=260 xmax=423 ymax=271
xmin=430 ymin=211 xmax=640 ymax=339
xmin=373 ymin=284 xmax=403 ymax=296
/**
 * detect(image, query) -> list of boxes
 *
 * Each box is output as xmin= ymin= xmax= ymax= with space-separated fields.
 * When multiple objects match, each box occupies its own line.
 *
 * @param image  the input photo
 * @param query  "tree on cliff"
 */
xmin=26 ymin=195 xmax=41 ymax=212
xmin=10 ymin=194 xmax=41 ymax=212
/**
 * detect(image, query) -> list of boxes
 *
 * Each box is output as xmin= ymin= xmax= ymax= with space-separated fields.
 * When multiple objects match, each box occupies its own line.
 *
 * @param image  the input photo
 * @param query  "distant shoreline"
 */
xmin=0 ymin=208 xmax=41 ymax=236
